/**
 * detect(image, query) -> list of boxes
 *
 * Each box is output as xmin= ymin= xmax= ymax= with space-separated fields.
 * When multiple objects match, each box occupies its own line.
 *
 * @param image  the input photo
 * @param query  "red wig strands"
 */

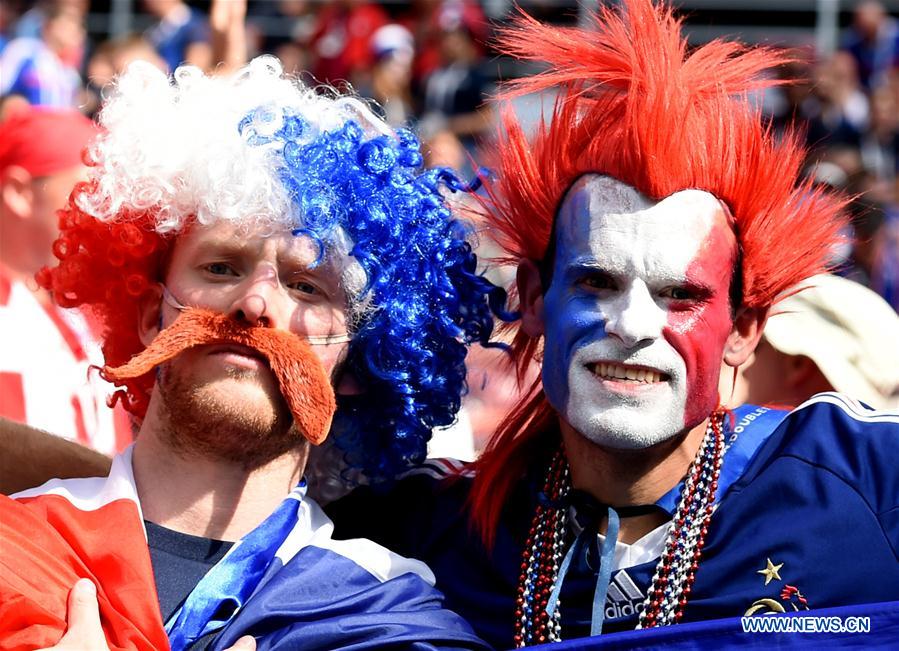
xmin=37 ymin=180 xmax=170 ymax=418
xmin=471 ymin=0 xmax=848 ymax=546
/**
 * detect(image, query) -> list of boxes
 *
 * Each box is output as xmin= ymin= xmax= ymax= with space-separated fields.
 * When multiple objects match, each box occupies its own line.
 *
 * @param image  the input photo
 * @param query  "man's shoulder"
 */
xmin=771 ymin=392 xmax=899 ymax=458
xmin=12 ymin=449 xmax=138 ymax=512
xmin=325 ymin=458 xmax=476 ymax=556
xmin=735 ymin=393 xmax=899 ymax=512
xmin=303 ymin=496 xmax=438 ymax=585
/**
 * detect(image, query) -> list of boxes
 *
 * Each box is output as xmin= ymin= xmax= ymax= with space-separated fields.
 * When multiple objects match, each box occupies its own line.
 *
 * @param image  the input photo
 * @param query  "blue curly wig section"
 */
xmin=242 ymin=110 xmax=511 ymax=480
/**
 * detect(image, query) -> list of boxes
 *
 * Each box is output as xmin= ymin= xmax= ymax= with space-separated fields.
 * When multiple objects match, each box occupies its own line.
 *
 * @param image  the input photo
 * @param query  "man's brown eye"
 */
xmin=582 ymin=274 xmax=614 ymax=290
xmin=668 ymin=287 xmax=691 ymax=300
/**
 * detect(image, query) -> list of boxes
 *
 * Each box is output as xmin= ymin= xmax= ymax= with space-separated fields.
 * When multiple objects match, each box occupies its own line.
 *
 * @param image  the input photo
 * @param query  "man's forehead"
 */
xmin=170 ymin=218 xmax=365 ymax=295
xmin=556 ymin=175 xmax=729 ymax=249
xmin=177 ymin=220 xmax=321 ymax=260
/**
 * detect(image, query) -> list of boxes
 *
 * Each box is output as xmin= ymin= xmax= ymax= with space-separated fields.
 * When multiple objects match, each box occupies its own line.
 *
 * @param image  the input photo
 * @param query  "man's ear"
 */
xmin=517 ymin=259 xmax=546 ymax=338
xmin=0 ymin=166 xmax=34 ymax=219
xmin=137 ymin=284 xmax=164 ymax=347
xmin=723 ymin=306 xmax=767 ymax=368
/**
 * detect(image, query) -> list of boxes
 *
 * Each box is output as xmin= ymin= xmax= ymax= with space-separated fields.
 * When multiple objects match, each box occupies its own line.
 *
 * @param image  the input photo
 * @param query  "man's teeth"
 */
xmin=592 ymin=363 xmax=664 ymax=383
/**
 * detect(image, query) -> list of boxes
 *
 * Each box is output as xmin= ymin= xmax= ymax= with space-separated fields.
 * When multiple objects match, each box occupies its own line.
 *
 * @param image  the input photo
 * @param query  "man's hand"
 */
xmin=209 ymin=0 xmax=247 ymax=74
xmin=37 ymin=579 xmax=257 ymax=650
xmin=38 ymin=579 xmax=107 ymax=650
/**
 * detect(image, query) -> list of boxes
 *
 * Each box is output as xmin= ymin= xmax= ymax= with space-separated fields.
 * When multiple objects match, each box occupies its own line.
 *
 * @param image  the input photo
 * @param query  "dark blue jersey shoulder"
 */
xmin=686 ymin=393 xmax=899 ymax=623
xmin=328 ymin=459 xmax=533 ymax=650
xmin=327 ymin=394 xmax=899 ymax=649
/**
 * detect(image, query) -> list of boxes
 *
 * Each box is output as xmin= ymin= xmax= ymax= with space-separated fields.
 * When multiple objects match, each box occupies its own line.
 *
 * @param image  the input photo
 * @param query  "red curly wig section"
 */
xmin=37 ymin=180 xmax=172 ymax=419
xmin=471 ymin=0 xmax=848 ymax=547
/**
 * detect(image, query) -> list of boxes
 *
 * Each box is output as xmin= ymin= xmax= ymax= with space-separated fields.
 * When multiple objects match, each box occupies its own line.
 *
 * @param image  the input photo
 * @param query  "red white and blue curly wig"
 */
xmin=39 ymin=56 xmax=506 ymax=479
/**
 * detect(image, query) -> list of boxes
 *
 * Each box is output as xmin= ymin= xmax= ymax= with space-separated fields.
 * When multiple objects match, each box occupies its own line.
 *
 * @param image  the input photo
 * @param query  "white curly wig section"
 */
xmin=79 ymin=56 xmax=388 ymax=234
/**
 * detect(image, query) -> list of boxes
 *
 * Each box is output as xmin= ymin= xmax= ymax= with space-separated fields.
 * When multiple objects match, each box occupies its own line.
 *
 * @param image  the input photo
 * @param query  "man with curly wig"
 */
xmin=328 ymin=0 xmax=899 ymax=647
xmin=0 ymin=56 xmax=498 ymax=650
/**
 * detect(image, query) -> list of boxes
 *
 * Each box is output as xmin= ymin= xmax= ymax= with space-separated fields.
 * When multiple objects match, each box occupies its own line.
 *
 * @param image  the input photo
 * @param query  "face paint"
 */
xmin=666 ymin=218 xmax=737 ymax=430
xmin=541 ymin=175 xmax=737 ymax=449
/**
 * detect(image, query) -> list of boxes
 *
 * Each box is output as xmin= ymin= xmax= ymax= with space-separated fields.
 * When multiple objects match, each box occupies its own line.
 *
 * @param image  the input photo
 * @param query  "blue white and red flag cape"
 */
xmin=0 ymin=448 xmax=488 ymax=651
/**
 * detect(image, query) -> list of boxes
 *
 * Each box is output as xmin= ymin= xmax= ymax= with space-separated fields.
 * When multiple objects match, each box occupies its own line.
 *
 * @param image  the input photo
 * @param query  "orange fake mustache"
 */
xmin=101 ymin=309 xmax=337 ymax=445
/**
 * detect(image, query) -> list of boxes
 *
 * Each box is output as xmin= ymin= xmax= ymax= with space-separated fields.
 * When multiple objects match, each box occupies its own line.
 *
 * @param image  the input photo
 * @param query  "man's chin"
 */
xmin=566 ymin=401 xmax=686 ymax=451
xmin=157 ymin=373 xmax=298 ymax=467
xmin=202 ymin=375 xmax=283 ymax=411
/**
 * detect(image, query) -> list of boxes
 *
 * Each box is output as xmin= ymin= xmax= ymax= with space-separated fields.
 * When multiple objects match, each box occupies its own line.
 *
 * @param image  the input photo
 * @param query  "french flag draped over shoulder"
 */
xmin=1 ymin=449 xmax=489 ymax=651
xmin=0 ymin=448 xmax=168 ymax=650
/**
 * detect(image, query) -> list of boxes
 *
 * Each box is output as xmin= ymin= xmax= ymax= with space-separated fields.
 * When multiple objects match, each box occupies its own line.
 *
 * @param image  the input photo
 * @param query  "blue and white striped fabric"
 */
xmin=0 ymin=38 xmax=80 ymax=107
xmin=209 ymin=495 xmax=488 ymax=650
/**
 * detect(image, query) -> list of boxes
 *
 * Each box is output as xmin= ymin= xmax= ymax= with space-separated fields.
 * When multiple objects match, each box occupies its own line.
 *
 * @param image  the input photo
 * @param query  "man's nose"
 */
xmin=602 ymin=282 xmax=665 ymax=349
xmin=229 ymin=265 xmax=285 ymax=328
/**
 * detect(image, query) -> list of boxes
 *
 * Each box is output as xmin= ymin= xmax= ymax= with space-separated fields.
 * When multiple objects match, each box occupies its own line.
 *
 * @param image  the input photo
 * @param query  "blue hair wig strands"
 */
xmin=254 ymin=111 xmax=508 ymax=479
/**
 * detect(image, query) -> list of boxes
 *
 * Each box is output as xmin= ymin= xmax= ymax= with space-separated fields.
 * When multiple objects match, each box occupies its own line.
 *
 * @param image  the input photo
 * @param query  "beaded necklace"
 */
xmin=513 ymin=410 xmax=726 ymax=646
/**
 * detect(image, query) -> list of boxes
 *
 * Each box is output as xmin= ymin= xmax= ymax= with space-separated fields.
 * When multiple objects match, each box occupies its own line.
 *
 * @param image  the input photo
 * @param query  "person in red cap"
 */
xmin=0 ymin=105 xmax=128 ymax=454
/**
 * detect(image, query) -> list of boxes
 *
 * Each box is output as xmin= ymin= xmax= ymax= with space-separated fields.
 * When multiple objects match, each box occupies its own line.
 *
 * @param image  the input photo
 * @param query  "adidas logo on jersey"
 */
xmin=605 ymin=570 xmax=646 ymax=619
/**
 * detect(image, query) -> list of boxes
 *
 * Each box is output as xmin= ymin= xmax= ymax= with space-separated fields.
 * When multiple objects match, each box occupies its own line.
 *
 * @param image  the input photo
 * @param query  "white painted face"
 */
xmin=541 ymin=175 xmax=737 ymax=449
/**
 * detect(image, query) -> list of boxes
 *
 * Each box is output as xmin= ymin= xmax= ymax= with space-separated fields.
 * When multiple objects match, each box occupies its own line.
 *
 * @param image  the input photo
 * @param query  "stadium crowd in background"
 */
xmin=0 ymin=0 xmax=897 ymax=452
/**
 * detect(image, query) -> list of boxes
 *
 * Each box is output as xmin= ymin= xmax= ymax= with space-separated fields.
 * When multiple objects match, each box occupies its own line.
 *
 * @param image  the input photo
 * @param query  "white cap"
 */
xmin=371 ymin=24 xmax=414 ymax=64
xmin=764 ymin=274 xmax=899 ymax=409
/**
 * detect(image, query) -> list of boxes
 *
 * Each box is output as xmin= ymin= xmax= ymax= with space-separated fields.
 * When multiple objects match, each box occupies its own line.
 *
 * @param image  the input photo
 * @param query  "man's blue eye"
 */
xmin=207 ymin=263 xmax=234 ymax=275
xmin=291 ymin=281 xmax=318 ymax=295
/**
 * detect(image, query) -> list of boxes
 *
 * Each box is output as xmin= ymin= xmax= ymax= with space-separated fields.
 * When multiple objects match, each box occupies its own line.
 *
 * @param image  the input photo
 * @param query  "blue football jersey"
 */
xmin=328 ymin=393 xmax=899 ymax=650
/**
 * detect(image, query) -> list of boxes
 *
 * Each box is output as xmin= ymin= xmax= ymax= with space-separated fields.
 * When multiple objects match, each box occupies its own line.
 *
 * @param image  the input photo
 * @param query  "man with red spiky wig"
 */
xmin=328 ymin=0 xmax=899 ymax=647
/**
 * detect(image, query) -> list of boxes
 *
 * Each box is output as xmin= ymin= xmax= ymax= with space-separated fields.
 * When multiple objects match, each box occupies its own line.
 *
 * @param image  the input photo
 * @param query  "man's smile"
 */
xmin=587 ymin=361 xmax=670 ymax=385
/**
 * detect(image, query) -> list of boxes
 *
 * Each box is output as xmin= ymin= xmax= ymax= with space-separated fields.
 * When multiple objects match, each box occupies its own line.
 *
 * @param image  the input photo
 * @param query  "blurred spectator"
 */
xmin=841 ymin=0 xmax=899 ymax=91
xmin=399 ymin=0 xmax=487 ymax=88
xmin=843 ymin=184 xmax=899 ymax=309
xmin=248 ymin=0 xmax=316 ymax=77
xmin=721 ymin=274 xmax=899 ymax=410
xmin=765 ymin=58 xmax=815 ymax=141
xmin=860 ymin=83 xmax=899 ymax=184
xmin=12 ymin=0 xmax=86 ymax=39
xmin=875 ymin=205 xmax=899 ymax=309
xmin=0 ymin=0 xmax=18 ymax=51
xmin=307 ymin=0 xmax=388 ymax=86
xmin=421 ymin=14 xmax=492 ymax=154
xmin=0 ymin=2 xmax=84 ymax=107
xmin=362 ymin=23 xmax=415 ymax=127
xmin=88 ymin=33 xmax=166 ymax=88
xmin=84 ymin=34 xmax=166 ymax=117
xmin=0 ymin=106 xmax=128 ymax=453
xmin=143 ymin=0 xmax=211 ymax=72
xmin=806 ymin=51 xmax=869 ymax=152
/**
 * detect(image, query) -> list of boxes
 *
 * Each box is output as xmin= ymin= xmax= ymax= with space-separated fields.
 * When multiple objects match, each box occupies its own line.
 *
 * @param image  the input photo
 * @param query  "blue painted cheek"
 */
xmin=541 ymin=288 xmax=608 ymax=411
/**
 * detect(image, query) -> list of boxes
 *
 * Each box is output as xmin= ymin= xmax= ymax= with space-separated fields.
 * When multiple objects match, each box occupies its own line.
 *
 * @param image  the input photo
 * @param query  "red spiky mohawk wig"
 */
xmin=471 ymin=0 xmax=847 ymax=545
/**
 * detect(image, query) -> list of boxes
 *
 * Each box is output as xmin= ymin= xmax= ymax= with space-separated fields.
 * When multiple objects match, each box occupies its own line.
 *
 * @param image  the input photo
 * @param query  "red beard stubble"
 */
xmin=102 ymin=309 xmax=337 ymax=446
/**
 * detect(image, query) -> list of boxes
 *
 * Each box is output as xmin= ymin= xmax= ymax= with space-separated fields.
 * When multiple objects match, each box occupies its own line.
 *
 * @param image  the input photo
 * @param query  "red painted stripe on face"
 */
xmin=663 ymin=217 xmax=738 ymax=430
